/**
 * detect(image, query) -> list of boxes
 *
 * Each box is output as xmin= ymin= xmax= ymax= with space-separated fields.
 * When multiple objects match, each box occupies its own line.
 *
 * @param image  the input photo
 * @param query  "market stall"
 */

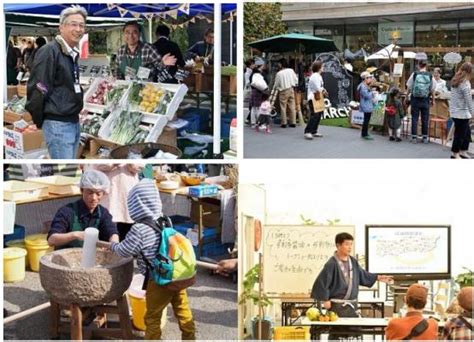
xmin=3 ymin=3 xmax=237 ymax=159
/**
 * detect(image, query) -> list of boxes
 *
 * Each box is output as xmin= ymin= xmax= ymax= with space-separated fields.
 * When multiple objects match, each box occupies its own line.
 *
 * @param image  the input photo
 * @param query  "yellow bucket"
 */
xmin=128 ymin=288 xmax=167 ymax=331
xmin=4 ymin=247 xmax=27 ymax=282
xmin=24 ymin=234 xmax=54 ymax=272
xmin=6 ymin=239 xmax=29 ymax=268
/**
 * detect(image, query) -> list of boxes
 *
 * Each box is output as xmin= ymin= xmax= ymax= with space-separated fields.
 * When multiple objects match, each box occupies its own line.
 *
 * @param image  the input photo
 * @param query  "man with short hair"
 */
xmin=152 ymin=24 xmax=184 ymax=83
xmin=47 ymin=170 xmax=119 ymax=248
xmin=273 ymin=58 xmax=298 ymax=128
xmin=312 ymin=232 xmax=393 ymax=340
xmin=406 ymin=60 xmax=436 ymax=144
xmin=386 ymin=284 xmax=438 ymax=340
xmin=186 ymin=28 xmax=214 ymax=65
xmin=114 ymin=21 xmax=176 ymax=81
xmin=443 ymin=287 xmax=473 ymax=340
xmin=26 ymin=6 xmax=88 ymax=159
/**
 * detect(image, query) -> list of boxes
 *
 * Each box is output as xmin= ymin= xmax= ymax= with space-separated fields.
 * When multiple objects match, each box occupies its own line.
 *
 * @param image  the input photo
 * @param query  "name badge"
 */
xmin=137 ymin=66 xmax=151 ymax=80
xmin=74 ymin=83 xmax=82 ymax=94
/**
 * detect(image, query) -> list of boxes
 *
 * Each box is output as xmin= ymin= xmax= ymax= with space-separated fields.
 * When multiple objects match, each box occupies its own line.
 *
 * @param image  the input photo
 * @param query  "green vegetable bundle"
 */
xmin=108 ymin=110 xmax=144 ymax=145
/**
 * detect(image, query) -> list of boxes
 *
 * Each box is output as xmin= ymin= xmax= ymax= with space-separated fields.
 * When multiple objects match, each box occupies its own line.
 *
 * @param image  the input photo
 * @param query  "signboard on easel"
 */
xmin=262 ymin=225 xmax=355 ymax=296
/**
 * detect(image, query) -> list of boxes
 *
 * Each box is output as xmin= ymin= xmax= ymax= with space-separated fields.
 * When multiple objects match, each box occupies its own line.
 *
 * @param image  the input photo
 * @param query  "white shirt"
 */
xmin=273 ymin=68 xmax=298 ymax=91
xmin=433 ymin=78 xmax=448 ymax=93
xmin=307 ymin=72 xmax=324 ymax=101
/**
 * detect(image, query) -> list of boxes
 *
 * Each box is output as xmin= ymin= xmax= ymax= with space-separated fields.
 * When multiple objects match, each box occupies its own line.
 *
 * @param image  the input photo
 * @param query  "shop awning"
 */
xmin=248 ymin=33 xmax=338 ymax=54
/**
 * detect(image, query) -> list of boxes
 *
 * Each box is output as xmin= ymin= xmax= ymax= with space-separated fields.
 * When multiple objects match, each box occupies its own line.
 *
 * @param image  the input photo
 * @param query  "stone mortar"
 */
xmin=39 ymin=248 xmax=133 ymax=307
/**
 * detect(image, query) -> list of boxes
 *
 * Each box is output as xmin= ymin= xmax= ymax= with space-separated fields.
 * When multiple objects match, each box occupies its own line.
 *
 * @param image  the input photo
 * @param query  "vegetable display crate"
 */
xmin=4 ymin=181 xmax=49 ymax=202
xmin=26 ymin=175 xmax=81 ymax=195
xmin=83 ymin=78 xmax=131 ymax=114
xmin=98 ymin=82 xmax=187 ymax=144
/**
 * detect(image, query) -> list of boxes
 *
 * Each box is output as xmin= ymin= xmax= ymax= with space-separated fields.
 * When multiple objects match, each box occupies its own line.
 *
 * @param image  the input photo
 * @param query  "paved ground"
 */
xmin=244 ymin=117 xmax=456 ymax=159
xmin=4 ymin=266 xmax=237 ymax=340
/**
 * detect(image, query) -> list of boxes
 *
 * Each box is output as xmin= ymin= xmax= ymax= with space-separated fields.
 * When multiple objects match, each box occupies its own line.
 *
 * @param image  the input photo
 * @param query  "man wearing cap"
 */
xmin=443 ymin=287 xmax=473 ymax=340
xmin=406 ymin=60 xmax=436 ymax=144
xmin=47 ymin=170 xmax=119 ymax=248
xmin=357 ymin=71 xmax=376 ymax=140
xmin=386 ymin=284 xmax=438 ymax=340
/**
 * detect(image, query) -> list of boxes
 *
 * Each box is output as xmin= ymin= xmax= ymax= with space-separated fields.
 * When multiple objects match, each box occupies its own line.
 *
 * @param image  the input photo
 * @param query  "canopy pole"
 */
xmin=213 ymin=3 xmax=222 ymax=156
xmin=148 ymin=17 xmax=152 ymax=43
xmin=229 ymin=18 xmax=233 ymax=65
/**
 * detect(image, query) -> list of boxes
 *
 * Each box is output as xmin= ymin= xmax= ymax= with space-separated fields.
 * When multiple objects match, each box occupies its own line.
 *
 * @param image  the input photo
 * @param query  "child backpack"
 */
xmin=412 ymin=71 xmax=432 ymax=98
xmin=145 ymin=217 xmax=197 ymax=291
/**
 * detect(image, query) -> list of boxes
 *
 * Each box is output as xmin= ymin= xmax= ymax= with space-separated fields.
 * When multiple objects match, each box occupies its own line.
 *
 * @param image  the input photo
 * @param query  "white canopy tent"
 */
xmin=365 ymin=44 xmax=416 ymax=61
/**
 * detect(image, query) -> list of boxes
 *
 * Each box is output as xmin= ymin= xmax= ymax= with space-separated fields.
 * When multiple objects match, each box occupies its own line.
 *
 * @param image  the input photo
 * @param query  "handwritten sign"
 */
xmin=262 ymin=225 xmax=355 ymax=295
xmin=317 ymin=53 xmax=353 ymax=108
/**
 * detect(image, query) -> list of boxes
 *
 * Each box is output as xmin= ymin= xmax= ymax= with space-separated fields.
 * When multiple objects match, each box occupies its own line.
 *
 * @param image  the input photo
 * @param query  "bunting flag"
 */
xmin=179 ymin=4 xmax=190 ymax=15
xmin=130 ymin=11 xmax=141 ymax=19
xmin=168 ymin=9 xmax=178 ymax=20
xmin=107 ymin=3 xmax=116 ymax=11
xmin=117 ymin=6 xmax=128 ymax=17
xmin=145 ymin=13 xmax=155 ymax=20
xmin=190 ymin=17 xmax=195 ymax=23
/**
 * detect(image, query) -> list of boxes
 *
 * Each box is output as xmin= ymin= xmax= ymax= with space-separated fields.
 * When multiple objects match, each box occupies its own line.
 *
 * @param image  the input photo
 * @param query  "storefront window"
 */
xmin=345 ymin=23 xmax=377 ymax=53
xmin=313 ymin=25 xmax=344 ymax=52
xmin=415 ymin=20 xmax=457 ymax=47
xmin=459 ymin=20 xmax=474 ymax=47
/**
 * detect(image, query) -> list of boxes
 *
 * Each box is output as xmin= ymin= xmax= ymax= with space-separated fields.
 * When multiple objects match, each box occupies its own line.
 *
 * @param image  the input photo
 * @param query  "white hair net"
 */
xmin=79 ymin=170 xmax=110 ymax=192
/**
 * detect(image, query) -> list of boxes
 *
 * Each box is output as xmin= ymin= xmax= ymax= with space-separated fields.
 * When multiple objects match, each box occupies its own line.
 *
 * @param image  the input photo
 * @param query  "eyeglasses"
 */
xmin=65 ymin=21 xmax=86 ymax=30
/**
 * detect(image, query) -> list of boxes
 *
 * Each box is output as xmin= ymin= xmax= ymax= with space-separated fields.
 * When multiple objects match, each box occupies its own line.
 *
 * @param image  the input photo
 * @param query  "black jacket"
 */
xmin=152 ymin=37 xmax=184 ymax=77
xmin=26 ymin=37 xmax=83 ymax=128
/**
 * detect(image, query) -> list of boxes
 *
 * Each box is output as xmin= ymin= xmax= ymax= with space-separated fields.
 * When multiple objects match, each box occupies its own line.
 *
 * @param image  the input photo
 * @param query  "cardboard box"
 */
xmin=17 ymin=84 xmax=27 ymax=98
xmin=189 ymin=184 xmax=219 ymax=198
xmin=158 ymin=126 xmax=177 ymax=147
xmin=4 ymin=110 xmax=32 ymax=124
xmin=5 ymin=147 xmax=48 ymax=159
xmin=4 ymin=125 xmax=45 ymax=154
xmin=190 ymin=199 xmax=220 ymax=227
xmin=7 ymin=85 xmax=18 ymax=100
xmin=88 ymin=137 xmax=120 ymax=159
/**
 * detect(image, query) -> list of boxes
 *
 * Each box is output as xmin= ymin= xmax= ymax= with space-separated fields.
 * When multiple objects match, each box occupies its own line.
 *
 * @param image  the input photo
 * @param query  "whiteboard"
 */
xmin=262 ymin=225 xmax=355 ymax=295
xmin=366 ymin=225 xmax=450 ymax=276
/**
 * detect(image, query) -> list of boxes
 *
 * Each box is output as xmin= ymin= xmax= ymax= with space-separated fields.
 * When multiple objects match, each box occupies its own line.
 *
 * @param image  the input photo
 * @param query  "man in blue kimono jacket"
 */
xmin=311 ymin=232 xmax=393 ymax=339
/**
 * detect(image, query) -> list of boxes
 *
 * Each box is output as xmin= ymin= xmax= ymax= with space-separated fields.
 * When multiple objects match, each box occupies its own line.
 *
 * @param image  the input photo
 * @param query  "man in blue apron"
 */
xmin=114 ymin=21 xmax=177 ymax=81
xmin=47 ymin=170 xmax=119 ymax=248
xmin=311 ymin=232 xmax=393 ymax=340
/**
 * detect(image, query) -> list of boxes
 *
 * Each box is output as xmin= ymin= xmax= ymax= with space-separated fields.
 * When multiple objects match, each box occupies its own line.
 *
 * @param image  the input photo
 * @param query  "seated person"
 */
xmin=386 ymin=284 xmax=438 ymax=340
xmin=443 ymin=287 xmax=473 ymax=340
xmin=47 ymin=170 xmax=119 ymax=248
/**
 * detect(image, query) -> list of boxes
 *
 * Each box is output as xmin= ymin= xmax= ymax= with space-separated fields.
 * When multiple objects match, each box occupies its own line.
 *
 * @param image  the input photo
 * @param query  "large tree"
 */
xmin=244 ymin=2 xmax=287 ymax=57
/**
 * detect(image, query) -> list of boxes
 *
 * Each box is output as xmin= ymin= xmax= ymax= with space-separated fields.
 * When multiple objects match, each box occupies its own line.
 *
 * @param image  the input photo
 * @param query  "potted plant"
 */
xmin=455 ymin=267 xmax=473 ymax=288
xmin=239 ymin=264 xmax=273 ymax=340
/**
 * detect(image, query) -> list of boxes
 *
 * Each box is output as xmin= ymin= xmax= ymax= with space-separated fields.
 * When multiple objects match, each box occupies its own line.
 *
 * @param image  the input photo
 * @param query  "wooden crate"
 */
xmin=4 ymin=110 xmax=32 ymax=124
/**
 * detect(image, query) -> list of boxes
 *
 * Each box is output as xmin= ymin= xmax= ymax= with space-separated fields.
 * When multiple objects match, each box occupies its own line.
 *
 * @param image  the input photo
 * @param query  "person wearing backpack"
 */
xmin=385 ymin=284 xmax=438 ymax=340
xmin=99 ymin=179 xmax=196 ymax=340
xmin=443 ymin=287 xmax=473 ymax=340
xmin=406 ymin=60 xmax=435 ymax=144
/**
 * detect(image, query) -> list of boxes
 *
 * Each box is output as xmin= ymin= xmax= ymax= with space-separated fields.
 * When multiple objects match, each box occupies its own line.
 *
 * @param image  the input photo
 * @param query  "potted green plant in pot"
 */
xmin=239 ymin=264 xmax=273 ymax=340
xmin=455 ymin=267 xmax=473 ymax=288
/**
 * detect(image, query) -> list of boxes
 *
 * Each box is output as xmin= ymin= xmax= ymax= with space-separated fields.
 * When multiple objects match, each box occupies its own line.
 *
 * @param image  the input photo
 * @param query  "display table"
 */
xmin=300 ymin=317 xmax=388 ymax=340
xmin=279 ymin=296 xmax=386 ymax=326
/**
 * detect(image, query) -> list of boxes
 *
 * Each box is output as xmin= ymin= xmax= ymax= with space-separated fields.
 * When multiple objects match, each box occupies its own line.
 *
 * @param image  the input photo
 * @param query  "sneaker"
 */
xmin=422 ymin=137 xmax=429 ymax=144
xmin=362 ymin=135 xmax=374 ymax=140
xmin=313 ymin=133 xmax=323 ymax=138
xmin=396 ymin=137 xmax=402 ymax=142
xmin=304 ymin=133 xmax=313 ymax=140
xmin=281 ymin=124 xmax=287 ymax=128
xmin=289 ymin=124 xmax=297 ymax=128
xmin=266 ymin=128 xmax=272 ymax=134
xmin=389 ymin=136 xmax=395 ymax=141
xmin=411 ymin=137 xmax=418 ymax=144
xmin=460 ymin=152 xmax=471 ymax=159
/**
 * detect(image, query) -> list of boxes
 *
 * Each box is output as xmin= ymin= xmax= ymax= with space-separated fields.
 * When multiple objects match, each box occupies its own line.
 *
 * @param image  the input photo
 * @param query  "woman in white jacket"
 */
xmin=449 ymin=62 xmax=473 ymax=159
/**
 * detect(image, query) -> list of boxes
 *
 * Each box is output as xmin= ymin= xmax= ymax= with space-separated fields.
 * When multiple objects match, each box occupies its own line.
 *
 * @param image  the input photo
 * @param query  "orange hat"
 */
xmin=406 ymin=284 xmax=428 ymax=302
xmin=457 ymin=287 xmax=473 ymax=313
